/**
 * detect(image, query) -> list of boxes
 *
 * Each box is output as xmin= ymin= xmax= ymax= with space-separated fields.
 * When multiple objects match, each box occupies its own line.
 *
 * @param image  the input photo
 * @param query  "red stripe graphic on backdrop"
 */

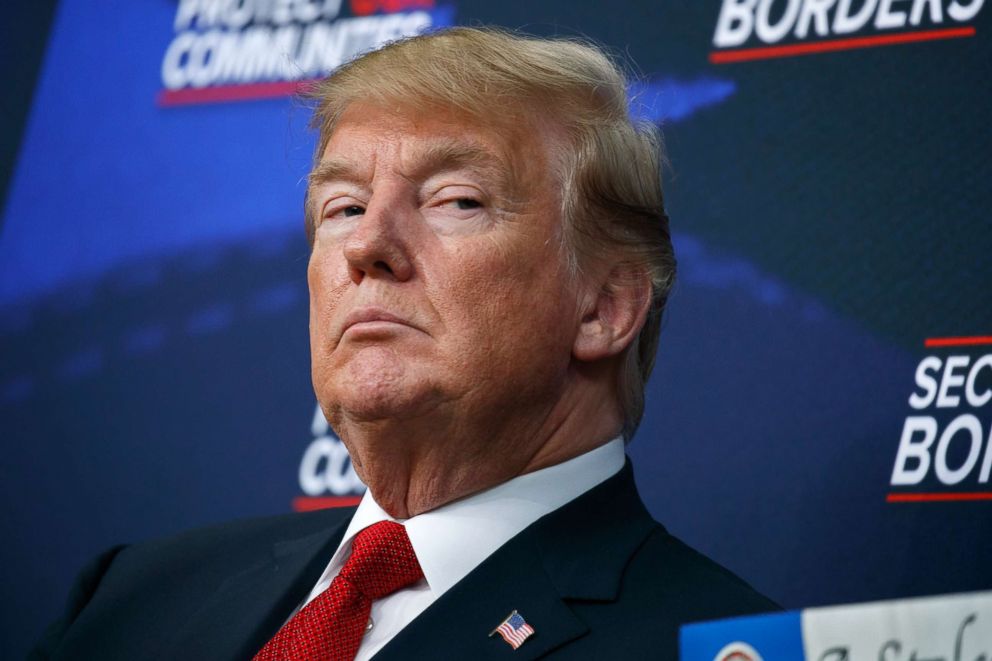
xmin=292 ymin=495 xmax=364 ymax=511
xmin=157 ymin=79 xmax=322 ymax=107
xmin=709 ymin=26 xmax=975 ymax=64
xmin=887 ymin=492 xmax=992 ymax=503
xmin=924 ymin=335 xmax=992 ymax=347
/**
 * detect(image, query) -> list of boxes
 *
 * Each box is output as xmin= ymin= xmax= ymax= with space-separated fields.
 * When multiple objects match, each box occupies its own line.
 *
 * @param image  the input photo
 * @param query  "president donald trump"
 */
xmin=35 ymin=27 xmax=774 ymax=661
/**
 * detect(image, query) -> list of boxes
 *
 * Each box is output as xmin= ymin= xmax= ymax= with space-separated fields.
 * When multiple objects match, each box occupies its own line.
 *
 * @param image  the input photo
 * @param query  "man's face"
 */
xmin=307 ymin=103 xmax=585 ymax=442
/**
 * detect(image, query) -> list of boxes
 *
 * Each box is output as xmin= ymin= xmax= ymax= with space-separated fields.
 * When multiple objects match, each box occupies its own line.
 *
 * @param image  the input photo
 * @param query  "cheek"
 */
xmin=307 ymin=259 xmax=326 ymax=335
xmin=307 ymin=250 xmax=348 ymax=347
xmin=433 ymin=244 xmax=576 ymax=364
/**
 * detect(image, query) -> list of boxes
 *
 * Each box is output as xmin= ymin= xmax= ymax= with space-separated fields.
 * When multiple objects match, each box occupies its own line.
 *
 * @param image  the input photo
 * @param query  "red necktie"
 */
xmin=253 ymin=521 xmax=423 ymax=661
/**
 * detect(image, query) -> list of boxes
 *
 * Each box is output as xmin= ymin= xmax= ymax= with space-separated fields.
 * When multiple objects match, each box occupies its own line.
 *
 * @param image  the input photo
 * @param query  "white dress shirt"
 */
xmin=295 ymin=437 xmax=625 ymax=660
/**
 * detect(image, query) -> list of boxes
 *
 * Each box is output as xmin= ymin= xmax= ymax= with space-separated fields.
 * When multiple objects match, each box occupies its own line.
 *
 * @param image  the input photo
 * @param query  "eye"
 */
xmin=454 ymin=198 xmax=481 ymax=210
xmin=423 ymin=185 xmax=488 ymax=227
xmin=321 ymin=200 xmax=366 ymax=224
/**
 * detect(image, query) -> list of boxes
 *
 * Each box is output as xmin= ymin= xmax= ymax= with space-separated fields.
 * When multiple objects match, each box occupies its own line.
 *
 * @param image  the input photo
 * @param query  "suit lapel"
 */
xmin=375 ymin=461 xmax=656 ymax=660
xmin=534 ymin=461 xmax=657 ymax=602
xmin=374 ymin=527 xmax=586 ymax=661
xmin=163 ymin=508 xmax=354 ymax=661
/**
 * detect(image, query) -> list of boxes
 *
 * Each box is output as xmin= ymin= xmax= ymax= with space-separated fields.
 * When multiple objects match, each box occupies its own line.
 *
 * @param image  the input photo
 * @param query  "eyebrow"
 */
xmin=307 ymin=159 xmax=363 ymax=190
xmin=308 ymin=139 xmax=509 ymax=190
xmin=406 ymin=140 xmax=510 ymax=188
xmin=407 ymin=141 xmax=526 ymax=214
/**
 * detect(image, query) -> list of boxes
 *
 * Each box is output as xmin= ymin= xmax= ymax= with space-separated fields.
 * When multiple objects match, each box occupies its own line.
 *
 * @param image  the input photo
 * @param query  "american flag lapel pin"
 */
xmin=489 ymin=610 xmax=535 ymax=650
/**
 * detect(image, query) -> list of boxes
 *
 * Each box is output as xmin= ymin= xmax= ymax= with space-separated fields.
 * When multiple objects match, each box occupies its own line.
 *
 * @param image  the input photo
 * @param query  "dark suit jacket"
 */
xmin=33 ymin=462 xmax=777 ymax=660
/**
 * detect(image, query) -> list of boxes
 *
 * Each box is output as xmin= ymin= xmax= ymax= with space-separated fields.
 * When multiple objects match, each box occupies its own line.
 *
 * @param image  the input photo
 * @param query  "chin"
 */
xmin=335 ymin=389 xmax=431 ymax=422
xmin=322 ymin=348 xmax=442 ymax=423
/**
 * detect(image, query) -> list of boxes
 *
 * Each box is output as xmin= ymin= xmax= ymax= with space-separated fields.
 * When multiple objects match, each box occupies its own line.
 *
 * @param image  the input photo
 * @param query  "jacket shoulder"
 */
xmin=32 ymin=507 xmax=355 ymax=660
xmin=627 ymin=525 xmax=779 ymax=617
xmin=88 ymin=507 xmax=355 ymax=590
xmin=29 ymin=545 xmax=126 ymax=660
xmin=122 ymin=506 xmax=356 ymax=564
xmin=561 ymin=524 xmax=777 ymax=660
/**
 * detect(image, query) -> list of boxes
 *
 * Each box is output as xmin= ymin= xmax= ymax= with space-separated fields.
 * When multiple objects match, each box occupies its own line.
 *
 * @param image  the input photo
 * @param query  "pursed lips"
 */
xmin=340 ymin=307 xmax=421 ymax=337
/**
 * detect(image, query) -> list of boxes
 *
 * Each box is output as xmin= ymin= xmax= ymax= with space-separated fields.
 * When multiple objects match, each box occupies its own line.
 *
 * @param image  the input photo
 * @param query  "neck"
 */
xmin=333 ymin=366 xmax=622 ymax=519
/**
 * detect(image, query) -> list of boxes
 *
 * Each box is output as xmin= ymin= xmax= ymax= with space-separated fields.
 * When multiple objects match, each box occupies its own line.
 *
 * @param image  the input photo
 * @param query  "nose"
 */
xmin=342 ymin=200 xmax=415 ymax=285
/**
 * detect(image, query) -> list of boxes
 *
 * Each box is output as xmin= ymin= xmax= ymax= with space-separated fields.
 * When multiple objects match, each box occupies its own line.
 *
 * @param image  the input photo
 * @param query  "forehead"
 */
xmin=313 ymin=103 xmax=553 ymax=193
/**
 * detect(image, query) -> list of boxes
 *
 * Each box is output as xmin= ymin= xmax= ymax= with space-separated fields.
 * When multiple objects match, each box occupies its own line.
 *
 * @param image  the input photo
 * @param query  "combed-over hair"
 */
xmin=306 ymin=27 xmax=676 ymax=440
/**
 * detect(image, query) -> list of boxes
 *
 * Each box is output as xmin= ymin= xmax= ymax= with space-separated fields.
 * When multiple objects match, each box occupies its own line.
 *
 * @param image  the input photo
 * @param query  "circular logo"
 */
xmin=714 ymin=641 xmax=763 ymax=661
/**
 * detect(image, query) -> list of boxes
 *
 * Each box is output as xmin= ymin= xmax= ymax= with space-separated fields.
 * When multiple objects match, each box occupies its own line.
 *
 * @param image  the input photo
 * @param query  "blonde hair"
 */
xmin=306 ymin=27 xmax=676 ymax=440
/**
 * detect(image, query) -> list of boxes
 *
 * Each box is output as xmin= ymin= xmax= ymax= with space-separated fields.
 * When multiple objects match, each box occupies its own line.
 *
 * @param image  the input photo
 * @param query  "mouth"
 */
xmin=341 ymin=307 xmax=419 ymax=336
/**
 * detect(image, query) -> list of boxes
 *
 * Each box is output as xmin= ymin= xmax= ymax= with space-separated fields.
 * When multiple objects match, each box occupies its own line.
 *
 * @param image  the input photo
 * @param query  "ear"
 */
xmin=572 ymin=264 xmax=652 ymax=363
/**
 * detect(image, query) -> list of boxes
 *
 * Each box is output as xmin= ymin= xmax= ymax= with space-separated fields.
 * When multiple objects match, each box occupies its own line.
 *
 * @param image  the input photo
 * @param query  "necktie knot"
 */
xmin=339 ymin=520 xmax=422 ymax=600
xmin=253 ymin=520 xmax=422 ymax=661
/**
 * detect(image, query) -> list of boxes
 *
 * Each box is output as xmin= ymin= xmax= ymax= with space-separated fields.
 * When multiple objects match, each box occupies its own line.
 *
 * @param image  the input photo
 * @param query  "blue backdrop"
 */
xmin=2 ymin=1 xmax=991 ymax=658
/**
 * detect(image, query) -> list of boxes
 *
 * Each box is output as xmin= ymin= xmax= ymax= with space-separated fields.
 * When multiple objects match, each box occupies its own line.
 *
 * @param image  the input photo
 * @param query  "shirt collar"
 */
xmin=329 ymin=437 xmax=625 ymax=599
